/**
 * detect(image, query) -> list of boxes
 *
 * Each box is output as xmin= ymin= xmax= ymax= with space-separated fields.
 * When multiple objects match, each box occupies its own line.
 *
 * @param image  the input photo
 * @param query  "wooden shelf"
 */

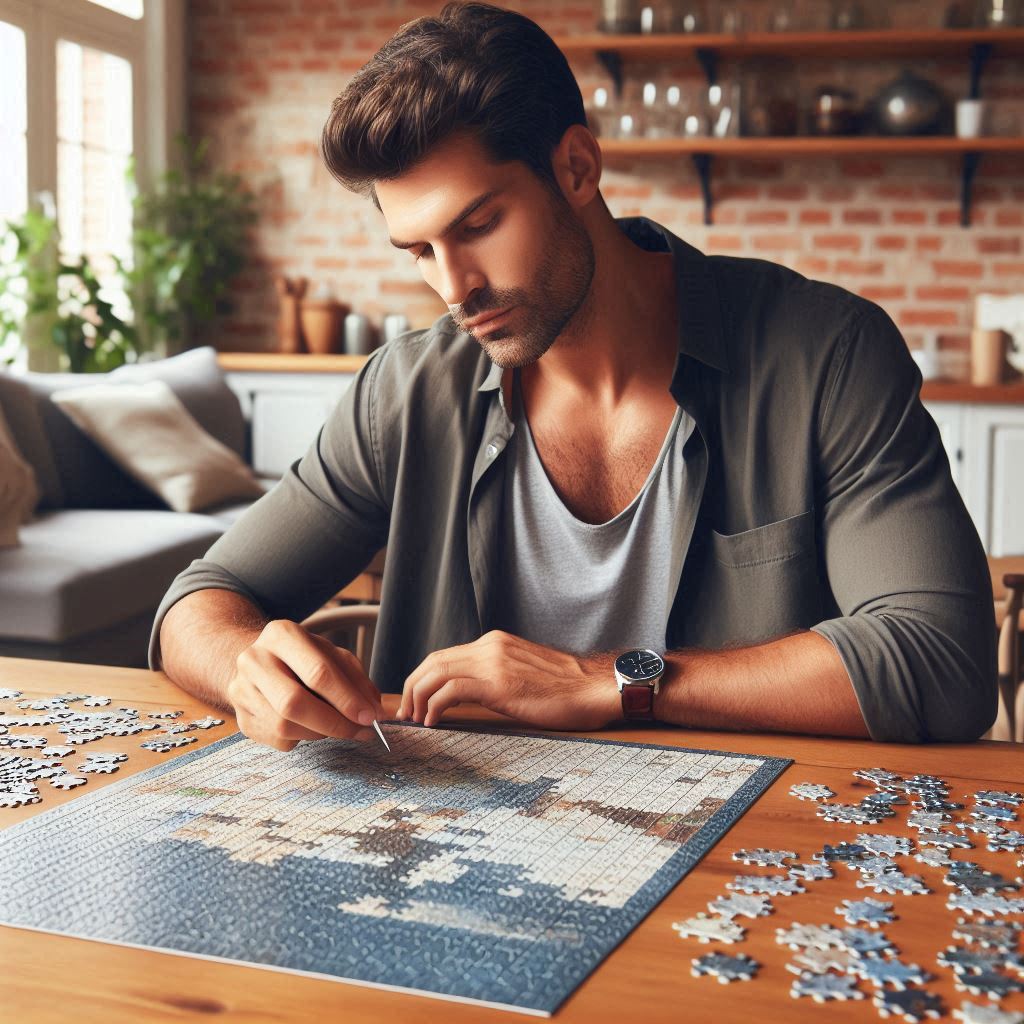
xmin=598 ymin=136 xmax=1024 ymax=157
xmin=921 ymin=377 xmax=1024 ymax=404
xmin=217 ymin=352 xmax=371 ymax=374
xmin=556 ymin=27 xmax=1024 ymax=63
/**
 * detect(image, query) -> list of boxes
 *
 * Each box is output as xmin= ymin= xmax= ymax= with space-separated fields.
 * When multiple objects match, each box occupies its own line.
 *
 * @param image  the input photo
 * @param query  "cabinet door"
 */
xmin=963 ymin=405 xmax=1024 ymax=557
xmin=922 ymin=401 xmax=964 ymax=492
xmin=225 ymin=371 xmax=356 ymax=478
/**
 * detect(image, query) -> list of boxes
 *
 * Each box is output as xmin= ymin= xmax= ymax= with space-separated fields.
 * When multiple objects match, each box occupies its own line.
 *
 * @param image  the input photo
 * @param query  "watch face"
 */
xmin=614 ymin=649 xmax=665 ymax=682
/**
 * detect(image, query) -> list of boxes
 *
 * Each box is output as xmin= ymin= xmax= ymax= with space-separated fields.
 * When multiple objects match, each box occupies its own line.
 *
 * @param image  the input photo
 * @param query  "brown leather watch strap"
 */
xmin=621 ymin=683 xmax=655 ymax=720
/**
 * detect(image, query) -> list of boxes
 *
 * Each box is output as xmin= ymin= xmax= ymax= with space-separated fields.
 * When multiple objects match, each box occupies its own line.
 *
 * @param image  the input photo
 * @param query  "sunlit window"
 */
xmin=0 ymin=21 xmax=28 ymax=226
xmin=84 ymin=0 xmax=144 ymax=18
xmin=56 ymin=39 xmax=133 ymax=314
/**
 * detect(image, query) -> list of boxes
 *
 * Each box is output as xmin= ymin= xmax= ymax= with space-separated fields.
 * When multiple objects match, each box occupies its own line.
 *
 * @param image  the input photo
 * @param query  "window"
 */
xmin=0 ymin=20 xmax=27 ymax=225
xmin=56 ymin=39 xmax=134 ymax=308
xmin=85 ymin=0 xmax=143 ymax=17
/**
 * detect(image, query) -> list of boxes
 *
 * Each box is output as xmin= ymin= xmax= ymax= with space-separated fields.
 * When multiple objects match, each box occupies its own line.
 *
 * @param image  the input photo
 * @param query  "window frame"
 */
xmin=0 ymin=0 xmax=183 ymax=221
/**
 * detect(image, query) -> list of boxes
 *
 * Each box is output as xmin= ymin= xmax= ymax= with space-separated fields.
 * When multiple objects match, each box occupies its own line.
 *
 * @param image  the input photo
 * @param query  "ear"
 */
xmin=550 ymin=123 xmax=602 ymax=212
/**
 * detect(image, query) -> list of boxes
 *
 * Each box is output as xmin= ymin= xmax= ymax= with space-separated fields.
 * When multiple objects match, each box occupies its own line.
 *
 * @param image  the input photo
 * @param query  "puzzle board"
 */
xmin=0 ymin=722 xmax=789 ymax=1015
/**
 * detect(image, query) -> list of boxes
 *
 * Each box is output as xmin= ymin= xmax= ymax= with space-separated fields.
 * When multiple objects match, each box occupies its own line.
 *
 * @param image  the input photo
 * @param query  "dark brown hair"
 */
xmin=320 ymin=2 xmax=586 ymax=206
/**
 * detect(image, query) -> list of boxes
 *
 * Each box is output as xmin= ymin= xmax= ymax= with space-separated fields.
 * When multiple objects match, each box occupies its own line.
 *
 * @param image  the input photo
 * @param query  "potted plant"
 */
xmin=118 ymin=136 xmax=259 ymax=357
xmin=0 ymin=200 xmax=137 ymax=373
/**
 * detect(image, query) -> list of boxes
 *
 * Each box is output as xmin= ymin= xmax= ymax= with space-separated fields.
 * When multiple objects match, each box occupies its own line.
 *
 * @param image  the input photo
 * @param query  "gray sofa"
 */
xmin=0 ymin=347 xmax=271 ymax=667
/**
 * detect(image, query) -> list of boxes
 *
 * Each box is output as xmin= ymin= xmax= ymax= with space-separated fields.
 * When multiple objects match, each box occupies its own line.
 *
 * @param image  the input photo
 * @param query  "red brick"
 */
xmin=706 ymin=234 xmax=743 ymax=250
xmin=750 ymin=233 xmax=803 ymax=251
xmin=766 ymin=184 xmax=808 ymax=201
xmin=841 ymin=209 xmax=883 ymax=226
xmin=859 ymin=285 xmax=907 ymax=302
xmin=932 ymin=260 xmax=984 ymax=278
xmin=834 ymin=259 xmax=884 ymax=276
xmin=873 ymin=235 xmax=908 ymax=251
xmin=993 ymin=262 xmax=1024 ymax=276
xmin=792 ymin=257 xmax=830 ymax=276
xmin=892 ymin=210 xmax=927 ymax=225
xmin=798 ymin=209 xmax=831 ymax=225
xmin=838 ymin=159 xmax=884 ymax=178
xmin=995 ymin=209 xmax=1024 ymax=228
xmin=916 ymin=285 xmax=971 ymax=302
xmin=743 ymin=209 xmax=789 ymax=225
xmin=915 ymin=236 xmax=944 ymax=252
xmin=900 ymin=309 xmax=961 ymax=326
xmin=313 ymin=257 xmax=351 ymax=269
xmin=977 ymin=236 xmax=1022 ymax=255
xmin=812 ymin=233 xmax=862 ymax=252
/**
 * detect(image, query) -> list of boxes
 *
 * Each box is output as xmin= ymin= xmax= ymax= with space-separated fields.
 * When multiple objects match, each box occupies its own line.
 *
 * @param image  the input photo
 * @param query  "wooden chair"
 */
xmin=302 ymin=604 xmax=380 ymax=667
xmin=994 ymin=571 xmax=1023 ymax=743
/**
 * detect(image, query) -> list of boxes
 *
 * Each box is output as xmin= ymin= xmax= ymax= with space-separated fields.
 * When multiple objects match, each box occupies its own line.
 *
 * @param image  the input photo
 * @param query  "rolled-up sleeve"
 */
xmin=147 ymin=349 xmax=391 ymax=670
xmin=809 ymin=306 xmax=997 ymax=743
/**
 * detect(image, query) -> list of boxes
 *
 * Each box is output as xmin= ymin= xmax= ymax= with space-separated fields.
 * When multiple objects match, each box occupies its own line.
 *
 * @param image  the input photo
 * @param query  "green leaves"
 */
xmin=0 ymin=134 xmax=258 ymax=371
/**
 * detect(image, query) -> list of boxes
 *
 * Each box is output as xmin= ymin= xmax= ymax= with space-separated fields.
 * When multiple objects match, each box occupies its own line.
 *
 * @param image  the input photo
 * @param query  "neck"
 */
xmin=524 ymin=213 xmax=679 ymax=409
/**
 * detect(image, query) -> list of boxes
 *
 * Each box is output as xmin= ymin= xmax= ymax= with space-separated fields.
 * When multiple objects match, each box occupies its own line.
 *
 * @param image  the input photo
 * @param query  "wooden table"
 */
xmin=1 ymin=656 xmax=1022 ymax=1023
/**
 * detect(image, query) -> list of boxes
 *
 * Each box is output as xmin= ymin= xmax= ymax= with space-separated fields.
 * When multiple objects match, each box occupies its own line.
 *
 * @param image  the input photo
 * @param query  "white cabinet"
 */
xmin=924 ymin=400 xmax=1024 ymax=556
xmin=225 ymin=370 xmax=357 ymax=478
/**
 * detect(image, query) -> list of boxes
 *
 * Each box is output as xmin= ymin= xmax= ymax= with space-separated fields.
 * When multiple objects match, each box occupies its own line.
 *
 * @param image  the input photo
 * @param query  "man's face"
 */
xmin=376 ymin=132 xmax=595 ymax=368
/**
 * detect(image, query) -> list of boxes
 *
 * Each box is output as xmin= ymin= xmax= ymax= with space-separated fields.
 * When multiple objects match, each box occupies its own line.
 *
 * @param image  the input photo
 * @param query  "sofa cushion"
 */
xmin=12 ymin=346 xmax=250 ymax=510
xmin=51 ymin=380 xmax=265 ymax=513
xmin=0 ymin=371 xmax=64 ymax=508
xmin=0 ymin=509 xmax=224 ymax=643
xmin=0 ymin=404 xmax=39 ymax=546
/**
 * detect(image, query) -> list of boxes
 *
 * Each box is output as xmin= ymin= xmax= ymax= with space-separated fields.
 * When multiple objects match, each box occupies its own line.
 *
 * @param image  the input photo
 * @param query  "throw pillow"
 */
xmin=0 ymin=403 xmax=40 ymax=547
xmin=50 ymin=380 xmax=265 ymax=514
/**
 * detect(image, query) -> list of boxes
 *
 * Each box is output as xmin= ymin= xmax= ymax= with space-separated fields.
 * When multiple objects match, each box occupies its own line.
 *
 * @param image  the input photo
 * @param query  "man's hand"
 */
xmin=396 ymin=630 xmax=620 ymax=731
xmin=226 ymin=619 xmax=385 ymax=751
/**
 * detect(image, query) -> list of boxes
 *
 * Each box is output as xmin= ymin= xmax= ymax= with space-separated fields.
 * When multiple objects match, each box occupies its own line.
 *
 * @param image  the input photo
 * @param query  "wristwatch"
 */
xmin=614 ymin=649 xmax=665 ymax=720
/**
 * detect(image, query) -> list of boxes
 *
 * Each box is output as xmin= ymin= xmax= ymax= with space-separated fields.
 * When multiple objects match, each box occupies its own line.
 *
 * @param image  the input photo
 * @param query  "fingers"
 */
xmin=232 ymin=684 xmax=325 ymax=752
xmin=423 ymin=678 xmax=471 ymax=727
xmin=260 ymin=620 xmax=382 ymax=727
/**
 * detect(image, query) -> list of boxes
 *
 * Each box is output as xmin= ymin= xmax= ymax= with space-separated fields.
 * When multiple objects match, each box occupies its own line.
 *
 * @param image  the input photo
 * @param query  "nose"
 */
xmin=430 ymin=248 xmax=486 ymax=312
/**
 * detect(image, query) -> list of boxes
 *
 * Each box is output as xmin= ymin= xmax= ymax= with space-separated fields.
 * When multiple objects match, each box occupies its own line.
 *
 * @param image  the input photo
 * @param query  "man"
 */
xmin=151 ymin=2 xmax=997 ymax=750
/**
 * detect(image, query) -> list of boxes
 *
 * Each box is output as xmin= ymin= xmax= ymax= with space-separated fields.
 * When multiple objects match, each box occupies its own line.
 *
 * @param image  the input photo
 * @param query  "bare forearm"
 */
xmin=653 ymin=630 xmax=869 ymax=737
xmin=159 ymin=590 xmax=269 ymax=711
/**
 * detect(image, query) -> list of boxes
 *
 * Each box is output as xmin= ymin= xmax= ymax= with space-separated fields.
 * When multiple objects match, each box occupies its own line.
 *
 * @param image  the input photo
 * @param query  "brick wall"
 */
xmin=188 ymin=0 xmax=1024 ymax=364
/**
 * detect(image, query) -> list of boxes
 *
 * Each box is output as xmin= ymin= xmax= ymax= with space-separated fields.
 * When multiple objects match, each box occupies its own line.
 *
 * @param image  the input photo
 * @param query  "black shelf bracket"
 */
xmin=695 ymin=47 xmax=718 ymax=86
xmin=969 ymin=41 xmax=993 ymax=99
xmin=596 ymin=49 xmax=623 ymax=98
xmin=961 ymin=150 xmax=982 ymax=226
xmin=691 ymin=153 xmax=714 ymax=225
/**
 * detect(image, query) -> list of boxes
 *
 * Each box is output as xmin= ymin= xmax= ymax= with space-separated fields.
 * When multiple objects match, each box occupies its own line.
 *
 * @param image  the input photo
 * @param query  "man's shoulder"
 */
xmin=705 ymin=251 xmax=892 ymax=372
xmin=366 ymin=313 xmax=492 ymax=398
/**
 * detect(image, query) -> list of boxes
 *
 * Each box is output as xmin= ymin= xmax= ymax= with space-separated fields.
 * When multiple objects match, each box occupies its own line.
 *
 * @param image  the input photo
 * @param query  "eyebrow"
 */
xmin=388 ymin=189 xmax=503 ymax=250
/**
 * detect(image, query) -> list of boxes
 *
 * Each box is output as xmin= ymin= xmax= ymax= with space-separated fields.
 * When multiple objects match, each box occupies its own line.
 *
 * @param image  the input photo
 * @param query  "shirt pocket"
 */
xmin=695 ymin=508 xmax=821 ymax=647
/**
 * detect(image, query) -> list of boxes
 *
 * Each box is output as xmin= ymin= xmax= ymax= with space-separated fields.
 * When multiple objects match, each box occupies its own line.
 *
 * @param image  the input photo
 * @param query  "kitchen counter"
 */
xmin=217 ymin=352 xmax=1024 ymax=403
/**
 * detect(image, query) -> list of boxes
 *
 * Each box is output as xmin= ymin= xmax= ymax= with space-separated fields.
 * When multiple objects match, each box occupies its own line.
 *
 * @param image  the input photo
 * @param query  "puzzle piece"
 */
xmin=788 ymin=862 xmax=833 ymax=881
xmin=915 ymin=848 xmax=955 ymax=869
xmin=874 ymin=989 xmax=944 ymax=1021
xmin=672 ymin=914 xmax=746 ymax=944
xmin=853 ymin=768 xmax=903 ymax=787
xmin=818 ymin=803 xmax=885 ymax=825
xmin=948 ymin=892 xmax=1024 ymax=917
xmin=791 ymin=972 xmax=864 ymax=1003
xmin=952 ymin=919 xmax=1022 ymax=950
xmin=857 ymin=834 xmax=913 ymax=857
xmin=973 ymin=791 xmax=1023 ymax=808
xmin=775 ymin=922 xmax=845 ymax=951
xmin=727 ymin=874 xmax=804 ymax=896
xmin=815 ymin=842 xmax=868 ymax=863
xmin=953 ymin=1003 xmax=1024 ymax=1024
xmin=987 ymin=830 xmax=1024 ymax=853
xmin=953 ymin=972 xmax=1024 ymax=1000
xmin=839 ymin=927 xmax=898 ymax=957
xmin=789 ymin=782 xmax=834 ymax=802
xmin=847 ymin=854 xmax=900 ymax=876
xmin=690 ymin=951 xmax=759 ymax=983
xmin=945 ymin=868 xmax=1020 ymax=895
xmin=938 ymin=946 xmax=1021 ymax=975
xmin=731 ymin=848 xmax=796 ymax=868
xmin=920 ymin=832 xmax=974 ymax=850
xmin=836 ymin=897 xmax=896 ymax=927
xmin=856 ymin=873 xmax=930 ymax=896
xmin=853 ymin=957 xmax=930 ymax=989
xmin=786 ymin=947 xmax=857 ymax=975
xmin=707 ymin=894 xmax=773 ymax=920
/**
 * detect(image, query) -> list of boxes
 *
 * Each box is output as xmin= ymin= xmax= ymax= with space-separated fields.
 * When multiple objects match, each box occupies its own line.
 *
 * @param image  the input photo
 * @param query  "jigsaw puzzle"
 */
xmin=0 ymin=722 xmax=788 ymax=1015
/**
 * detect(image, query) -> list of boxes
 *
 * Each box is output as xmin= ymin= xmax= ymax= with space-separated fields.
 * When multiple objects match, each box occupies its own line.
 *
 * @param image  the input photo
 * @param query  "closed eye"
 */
xmin=414 ymin=213 xmax=500 ymax=262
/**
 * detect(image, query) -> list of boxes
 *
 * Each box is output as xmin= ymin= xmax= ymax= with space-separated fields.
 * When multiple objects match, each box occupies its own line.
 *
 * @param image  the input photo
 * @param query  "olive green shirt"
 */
xmin=149 ymin=217 xmax=997 ymax=743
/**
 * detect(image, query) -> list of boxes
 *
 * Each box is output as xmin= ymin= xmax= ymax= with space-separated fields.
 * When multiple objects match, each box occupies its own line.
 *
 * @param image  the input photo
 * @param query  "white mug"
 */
xmin=956 ymin=99 xmax=985 ymax=138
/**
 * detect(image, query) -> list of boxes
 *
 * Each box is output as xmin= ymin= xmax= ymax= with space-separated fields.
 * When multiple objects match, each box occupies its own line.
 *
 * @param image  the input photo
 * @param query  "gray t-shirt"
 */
xmin=496 ymin=372 xmax=694 ymax=655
